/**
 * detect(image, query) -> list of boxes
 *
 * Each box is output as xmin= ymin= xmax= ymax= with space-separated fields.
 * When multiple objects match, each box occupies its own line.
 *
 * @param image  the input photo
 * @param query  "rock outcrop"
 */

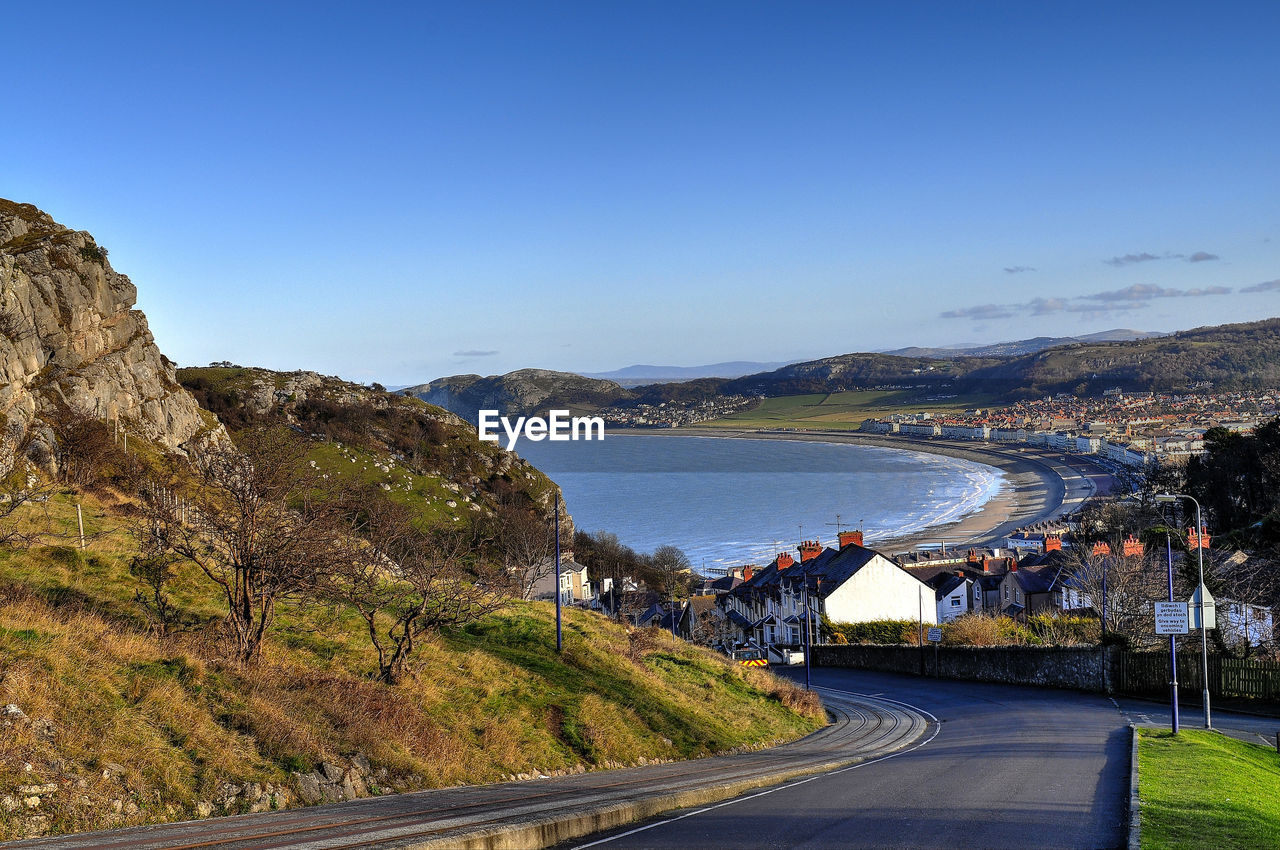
xmin=0 ymin=199 xmax=219 ymax=473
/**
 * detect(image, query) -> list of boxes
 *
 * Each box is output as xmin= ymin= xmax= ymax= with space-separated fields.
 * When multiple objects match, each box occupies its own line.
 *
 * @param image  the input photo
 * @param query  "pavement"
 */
xmin=8 ymin=689 xmax=930 ymax=850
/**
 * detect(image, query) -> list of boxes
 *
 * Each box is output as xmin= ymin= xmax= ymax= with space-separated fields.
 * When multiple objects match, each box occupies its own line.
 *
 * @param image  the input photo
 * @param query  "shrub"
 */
xmin=827 ymin=619 xmax=920 ymax=645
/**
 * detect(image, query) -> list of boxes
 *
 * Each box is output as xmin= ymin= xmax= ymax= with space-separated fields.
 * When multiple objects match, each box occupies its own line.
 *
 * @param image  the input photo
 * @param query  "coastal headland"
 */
xmin=629 ymin=427 xmax=1116 ymax=555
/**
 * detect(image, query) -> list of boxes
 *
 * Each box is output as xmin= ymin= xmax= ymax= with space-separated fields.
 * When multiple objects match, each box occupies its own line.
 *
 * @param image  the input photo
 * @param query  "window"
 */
xmin=951 ymin=597 xmax=961 ymax=607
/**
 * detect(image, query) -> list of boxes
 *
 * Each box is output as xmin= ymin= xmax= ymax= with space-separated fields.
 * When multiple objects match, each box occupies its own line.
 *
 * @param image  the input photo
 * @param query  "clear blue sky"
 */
xmin=6 ymin=1 xmax=1279 ymax=384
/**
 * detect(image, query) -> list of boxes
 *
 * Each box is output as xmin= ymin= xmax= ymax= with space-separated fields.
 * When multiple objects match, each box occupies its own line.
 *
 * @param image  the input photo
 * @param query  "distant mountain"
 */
xmin=403 ymin=369 xmax=629 ymax=423
xmin=581 ymin=361 xmax=793 ymax=386
xmin=884 ymin=329 xmax=1166 ymax=359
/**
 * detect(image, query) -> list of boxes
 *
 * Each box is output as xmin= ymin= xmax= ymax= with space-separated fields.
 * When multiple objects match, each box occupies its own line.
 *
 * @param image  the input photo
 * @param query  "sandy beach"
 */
xmin=634 ymin=427 xmax=1115 ymax=555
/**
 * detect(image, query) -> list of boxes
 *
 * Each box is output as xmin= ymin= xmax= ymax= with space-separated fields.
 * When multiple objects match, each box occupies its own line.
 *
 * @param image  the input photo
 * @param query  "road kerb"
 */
xmin=404 ymin=752 xmax=906 ymax=850
xmin=1128 ymin=723 xmax=1140 ymax=850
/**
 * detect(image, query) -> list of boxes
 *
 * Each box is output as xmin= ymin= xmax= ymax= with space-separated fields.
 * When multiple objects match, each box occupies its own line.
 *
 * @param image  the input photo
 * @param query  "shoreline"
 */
xmin=606 ymin=427 xmax=1114 ymax=555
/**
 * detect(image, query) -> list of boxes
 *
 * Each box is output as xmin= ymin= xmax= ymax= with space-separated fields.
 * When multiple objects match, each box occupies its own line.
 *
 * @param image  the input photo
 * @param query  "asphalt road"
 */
xmin=559 ymin=669 xmax=1131 ymax=850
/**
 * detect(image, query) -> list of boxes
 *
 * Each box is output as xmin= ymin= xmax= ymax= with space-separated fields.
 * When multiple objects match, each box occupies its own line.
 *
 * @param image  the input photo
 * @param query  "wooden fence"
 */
xmin=1118 ymin=651 xmax=1280 ymax=701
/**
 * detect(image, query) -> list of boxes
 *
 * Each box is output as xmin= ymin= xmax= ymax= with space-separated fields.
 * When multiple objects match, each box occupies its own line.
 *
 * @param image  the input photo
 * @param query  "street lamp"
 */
xmin=1155 ymin=493 xmax=1210 ymax=728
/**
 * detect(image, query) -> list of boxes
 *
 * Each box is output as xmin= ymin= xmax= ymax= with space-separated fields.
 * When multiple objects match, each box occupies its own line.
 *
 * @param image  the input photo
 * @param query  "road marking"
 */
xmin=571 ymin=689 xmax=940 ymax=849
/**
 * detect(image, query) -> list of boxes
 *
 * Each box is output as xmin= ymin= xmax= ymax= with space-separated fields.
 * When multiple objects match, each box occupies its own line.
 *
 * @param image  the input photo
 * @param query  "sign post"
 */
xmin=1154 ymin=602 xmax=1189 ymax=636
xmin=927 ymin=627 xmax=941 ymax=676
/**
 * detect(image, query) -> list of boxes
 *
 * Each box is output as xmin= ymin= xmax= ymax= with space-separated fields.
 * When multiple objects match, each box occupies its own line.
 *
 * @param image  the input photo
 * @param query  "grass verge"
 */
xmin=1138 ymin=728 xmax=1280 ymax=849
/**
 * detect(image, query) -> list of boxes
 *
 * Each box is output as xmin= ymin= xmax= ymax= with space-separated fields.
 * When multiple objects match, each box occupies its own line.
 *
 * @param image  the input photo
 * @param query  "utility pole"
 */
xmin=76 ymin=503 xmax=85 ymax=550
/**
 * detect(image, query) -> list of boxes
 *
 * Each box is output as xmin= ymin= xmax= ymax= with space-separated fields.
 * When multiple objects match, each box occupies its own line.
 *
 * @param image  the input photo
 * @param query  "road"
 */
xmin=558 ymin=668 xmax=1132 ymax=850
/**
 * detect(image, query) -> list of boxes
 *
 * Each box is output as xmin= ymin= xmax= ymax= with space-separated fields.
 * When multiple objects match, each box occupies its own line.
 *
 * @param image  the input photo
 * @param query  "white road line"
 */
xmin=570 ymin=689 xmax=941 ymax=849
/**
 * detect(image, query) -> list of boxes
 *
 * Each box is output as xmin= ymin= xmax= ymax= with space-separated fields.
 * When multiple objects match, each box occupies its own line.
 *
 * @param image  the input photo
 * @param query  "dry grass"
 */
xmin=0 ymin=491 xmax=824 ymax=839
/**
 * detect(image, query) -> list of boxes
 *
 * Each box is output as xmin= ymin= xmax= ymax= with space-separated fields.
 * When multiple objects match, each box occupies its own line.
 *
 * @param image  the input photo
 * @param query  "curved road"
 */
xmin=11 ymin=690 xmax=930 ymax=850
xmin=560 ymin=669 xmax=1130 ymax=850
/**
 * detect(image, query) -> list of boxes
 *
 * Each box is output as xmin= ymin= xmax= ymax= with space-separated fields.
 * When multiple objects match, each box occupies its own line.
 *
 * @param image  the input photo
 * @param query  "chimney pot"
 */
xmin=838 ymin=530 xmax=864 ymax=549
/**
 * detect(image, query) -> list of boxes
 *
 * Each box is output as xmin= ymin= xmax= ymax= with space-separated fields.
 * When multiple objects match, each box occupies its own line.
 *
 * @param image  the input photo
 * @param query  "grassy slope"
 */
xmin=0 ymin=492 xmax=822 ymax=840
xmin=1138 ymin=728 xmax=1280 ymax=849
xmin=695 ymin=390 xmax=999 ymax=430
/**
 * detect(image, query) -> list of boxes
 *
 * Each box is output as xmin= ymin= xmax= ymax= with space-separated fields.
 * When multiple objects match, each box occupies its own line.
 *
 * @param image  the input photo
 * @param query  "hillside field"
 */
xmin=694 ymin=390 xmax=1000 ymax=430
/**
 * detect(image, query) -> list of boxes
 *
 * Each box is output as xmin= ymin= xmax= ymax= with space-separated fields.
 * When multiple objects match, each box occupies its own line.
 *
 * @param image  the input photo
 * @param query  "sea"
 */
xmin=515 ymin=432 xmax=1004 ymax=575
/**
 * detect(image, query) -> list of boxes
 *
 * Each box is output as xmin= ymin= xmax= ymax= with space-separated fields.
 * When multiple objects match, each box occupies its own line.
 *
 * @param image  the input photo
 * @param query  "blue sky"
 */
xmin=6 ymin=1 xmax=1279 ymax=384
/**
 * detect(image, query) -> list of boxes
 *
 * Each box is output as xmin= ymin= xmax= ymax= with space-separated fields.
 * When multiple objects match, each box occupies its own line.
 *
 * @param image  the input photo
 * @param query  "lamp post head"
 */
xmin=1154 ymin=494 xmax=1178 ymax=503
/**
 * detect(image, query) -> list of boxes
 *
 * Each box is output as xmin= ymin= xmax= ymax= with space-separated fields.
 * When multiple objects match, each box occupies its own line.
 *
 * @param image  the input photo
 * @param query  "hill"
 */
xmin=883 ymin=328 xmax=1165 ymax=359
xmin=405 ymin=369 xmax=631 ymax=423
xmin=581 ymin=361 xmax=793 ymax=386
xmin=176 ymin=365 xmax=562 ymax=529
xmin=957 ymin=318 xmax=1280 ymax=396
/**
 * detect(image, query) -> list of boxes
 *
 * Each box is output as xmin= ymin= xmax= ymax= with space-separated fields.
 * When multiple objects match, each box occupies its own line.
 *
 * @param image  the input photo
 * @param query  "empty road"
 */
xmin=561 ymin=669 xmax=1131 ymax=849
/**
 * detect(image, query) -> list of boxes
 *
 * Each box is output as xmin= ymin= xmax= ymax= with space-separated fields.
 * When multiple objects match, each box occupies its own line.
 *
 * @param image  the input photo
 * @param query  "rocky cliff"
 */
xmin=0 ymin=200 xmax=218 ymax=473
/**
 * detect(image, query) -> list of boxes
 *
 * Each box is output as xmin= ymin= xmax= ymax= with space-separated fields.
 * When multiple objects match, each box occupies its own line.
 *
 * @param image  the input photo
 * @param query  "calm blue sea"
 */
xmin=516 ymin=433 xmax=1004 ymax=573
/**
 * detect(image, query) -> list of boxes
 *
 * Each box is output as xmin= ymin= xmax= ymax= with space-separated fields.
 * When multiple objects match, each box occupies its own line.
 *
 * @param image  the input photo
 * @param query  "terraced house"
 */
xmin=720 ymin=532 xmax=936 ymax=658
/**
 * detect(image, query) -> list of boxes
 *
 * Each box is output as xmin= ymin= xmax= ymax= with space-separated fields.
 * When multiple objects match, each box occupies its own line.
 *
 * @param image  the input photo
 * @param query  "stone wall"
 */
xmin=811 ymin=644 xmax=1121 ymax=693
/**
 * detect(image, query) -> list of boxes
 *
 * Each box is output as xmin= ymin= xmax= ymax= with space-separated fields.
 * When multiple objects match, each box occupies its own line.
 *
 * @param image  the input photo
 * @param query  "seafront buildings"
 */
xmin=860 ymin=388 xmax=1278 ymax=467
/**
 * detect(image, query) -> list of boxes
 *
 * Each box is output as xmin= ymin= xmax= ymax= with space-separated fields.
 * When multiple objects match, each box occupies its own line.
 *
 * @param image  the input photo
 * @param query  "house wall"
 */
xmin=937 ymin=583 xmax=971 ymax=622
xmin=824 ymin=557 xmax=937 ymax=625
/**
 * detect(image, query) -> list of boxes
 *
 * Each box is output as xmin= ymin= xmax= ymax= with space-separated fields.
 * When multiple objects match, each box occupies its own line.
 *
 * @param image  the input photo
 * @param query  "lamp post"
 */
xmin=1155 ymin=493 xmax=1210 ymax=728
xmin=1165 ymin=528 xmax=1180 ymax=734
xmin=801 ymin=574 xmax=811 ymax=691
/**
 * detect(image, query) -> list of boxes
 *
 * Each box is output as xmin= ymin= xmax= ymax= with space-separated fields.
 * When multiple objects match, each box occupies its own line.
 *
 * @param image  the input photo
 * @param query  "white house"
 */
xmin=528 ymin=556 xmax=591 ymax=605
xmin=720 ymin=533 xmax=937 ymax=650
xmin=935 ymin=574 xmax=973 ymax=622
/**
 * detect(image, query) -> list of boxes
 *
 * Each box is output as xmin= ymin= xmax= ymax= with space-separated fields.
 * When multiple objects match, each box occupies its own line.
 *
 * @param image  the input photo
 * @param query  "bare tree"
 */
xmin=690 ymin=604 xmax=735 ymax=648
xmin=139 ymin=427 xmax=346 ymax=664
xmin=491 ymin=503 xmax=553 ymax=600
xmin=652 ymin=545 xmax=692 ymax=599
xmin=334 ymin=498 xmax=510 ymax=683
xmin=47 ymin=404 xmax=120 ymax=488
xmin=0 ymin=467 xmax=55 ymax=548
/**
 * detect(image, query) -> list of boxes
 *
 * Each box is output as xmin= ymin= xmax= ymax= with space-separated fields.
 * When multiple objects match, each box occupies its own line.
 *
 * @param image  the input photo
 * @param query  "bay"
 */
xmin=516 ymin=433 xmax=1004 ymax=574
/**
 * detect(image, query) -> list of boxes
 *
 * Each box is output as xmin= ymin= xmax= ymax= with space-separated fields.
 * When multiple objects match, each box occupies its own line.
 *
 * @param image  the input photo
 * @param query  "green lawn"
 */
xmin=1139 ymin=728 xmax=1280 ymax=849
xmin=694 ymin=390 xmax=1000 ymax=430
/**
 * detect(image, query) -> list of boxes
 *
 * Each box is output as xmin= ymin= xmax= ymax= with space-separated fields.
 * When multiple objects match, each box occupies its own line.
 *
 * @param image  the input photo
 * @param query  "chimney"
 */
xmin=981 ymin=555 xmax=990 ymax=573
xmin=966 ymin=548 xmax=979 ymax=563
xmin=838 ymin=530 xmax=864 ymax=549
xmin=955 ymin=569 xmax=967 ymax=578
xmin=1188 ymin=526 xmax=1211 ymax=550
xmin=1044 ymin=533 xmax=1062 ymax=553
xmin=743 ymin=565 xmax=754 ymax=581
xmin=776 ymin=552 xmax=795 ymax=570
xmin=1122 ymin=535 xmax=1143 ymax=557
xmin=1009 ymin=556 xmax=1018 ymax=572
xmin=798 ymin=540 xmax=823 ymax=563
xmin=1091 ymin=541 xmax=1111 ymax=557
